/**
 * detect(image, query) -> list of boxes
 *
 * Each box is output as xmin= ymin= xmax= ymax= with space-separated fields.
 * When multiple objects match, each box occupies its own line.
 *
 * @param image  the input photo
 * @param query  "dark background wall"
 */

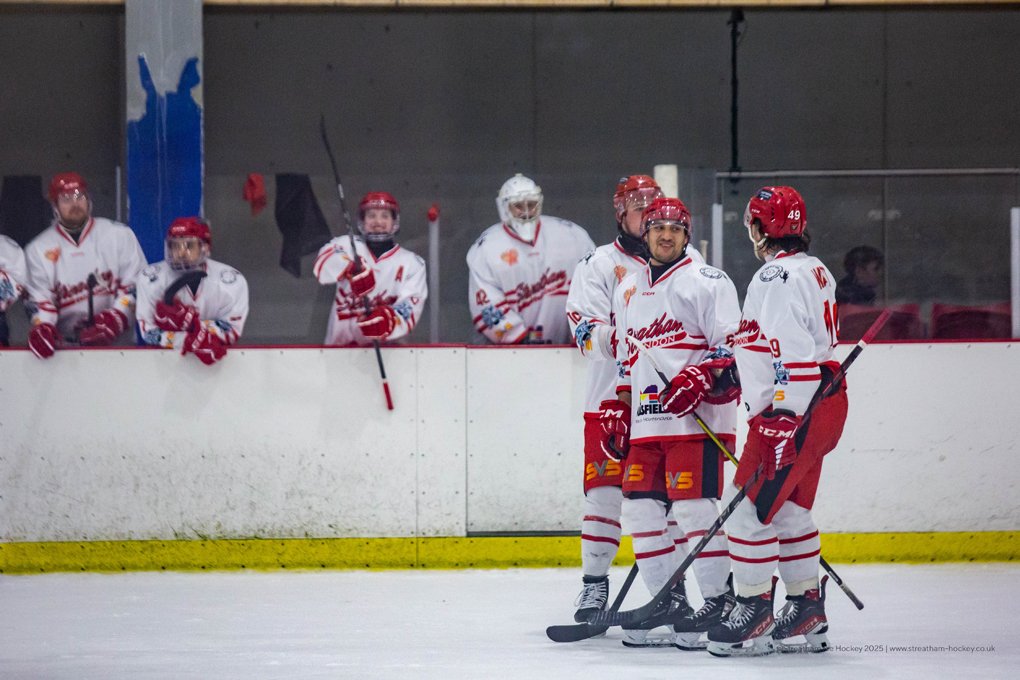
xmin=1 ymin=6 xmax=1018 ymax=344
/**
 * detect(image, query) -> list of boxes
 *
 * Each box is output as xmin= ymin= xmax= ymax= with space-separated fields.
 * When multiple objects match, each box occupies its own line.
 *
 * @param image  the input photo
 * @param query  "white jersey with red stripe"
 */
xmin=313 ymin=236 xmax=427 ymax=346
xmin=467 ymin=216 xmax=594 ymax=344
xmin=565 ymin=239 xmax=646 ymax=413
xmin=135 ymin=259 xmax=249 ymax=349
xmin=0 ymin=235 xmax=28 ymax=312
xmin=732 ymin=250 xmax=840 ymax=418
xmin=24 ymin=217 xmax=146 ymax=340
xmin=613 ymin=255 xmax=741 ymax=445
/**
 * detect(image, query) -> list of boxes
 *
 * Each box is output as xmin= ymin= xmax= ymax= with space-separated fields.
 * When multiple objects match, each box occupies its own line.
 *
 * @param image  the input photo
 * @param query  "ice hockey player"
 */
xmin=601 ymin=196 xmax=742 ymax=648
xmin=135 ymin=217 xmax=249 ymax=365
xmin=706 ymin=186 xmax=848 ymax=657
xmin=25 ymin=172 xmax=146 ymax=359
xmin=0 ymin=234 xmax=28 ymax=346
xmin=314 ymin=192 xmax=427 ymax=346
xmin=467 ymin=174 xmax=594 ymax=344
xmin=564 ymin=175 xmax=661 ymax=622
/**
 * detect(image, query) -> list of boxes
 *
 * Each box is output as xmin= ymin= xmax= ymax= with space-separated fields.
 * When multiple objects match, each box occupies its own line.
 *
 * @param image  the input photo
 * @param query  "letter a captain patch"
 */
xmin=395 ymin=266 xmax=404 ymax=282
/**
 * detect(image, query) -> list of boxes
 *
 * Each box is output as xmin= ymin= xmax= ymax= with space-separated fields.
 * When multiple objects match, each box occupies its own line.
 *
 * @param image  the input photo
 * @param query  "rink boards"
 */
xmin=0 ymin=343 xmax=1016 ymax=571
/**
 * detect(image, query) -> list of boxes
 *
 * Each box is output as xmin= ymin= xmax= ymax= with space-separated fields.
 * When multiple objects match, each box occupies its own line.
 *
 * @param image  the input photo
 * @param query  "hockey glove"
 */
xmin=182 ymin=326 xmax=227 ymax=366
xmin=598 ymin=398 xmax=631 ymax=461
xmin=747 ymin=409 xmax=803 ymax=479
xmin=660 ymin=365 xmax=713 ymax=417
xmin=346 ymin=265 xmax=376 ymax=298
xmin=28 ymin=322 xmax=59 ymax=359
xmin=78 ymin=309 xmax=128 ymax=346
xmin=154 ymin=301 xmax=200 ymax=333
xmin=701 ymin=352 xmax=741 ymax=405
xmin=357 ymin=305 xmax=398 ymax=341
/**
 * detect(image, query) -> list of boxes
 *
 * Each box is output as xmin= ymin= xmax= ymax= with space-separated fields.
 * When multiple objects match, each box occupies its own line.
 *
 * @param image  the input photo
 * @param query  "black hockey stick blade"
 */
xmin=163 ymin=270 xmax=208 ymax=305
xmin=546 ymin=563 xmax=638 ymax=643
xmin=820 ymin=557 xmax=864 ymax=610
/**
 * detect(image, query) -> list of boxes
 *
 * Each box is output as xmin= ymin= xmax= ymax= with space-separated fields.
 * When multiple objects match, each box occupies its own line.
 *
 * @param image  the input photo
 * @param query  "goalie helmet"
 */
xmin=497 ymin=174 xmax=543 ymax=242
xmin=357 ymin=191 xmax=400 ymax=242
xmin=743 ymin=186 xmax=807 ymax=239
xmin=615 ymin=175 xmax=662 ymax=223
xmin=165 ymin=216 xmax=211 ymax=271
xmin=641 ymin=197 xmax=691 ymax=237
xmin=48 ymin=172 xmax=89 ymax=204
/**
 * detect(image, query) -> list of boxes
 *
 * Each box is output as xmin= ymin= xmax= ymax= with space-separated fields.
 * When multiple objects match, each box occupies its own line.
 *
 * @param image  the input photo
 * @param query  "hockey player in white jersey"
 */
xmin=600 ymin=196 xmax=742 ymax=648
xmin=135 ymin=217 xmax=249 ymax=366
xmin=24 ymin=172 xmax=146 ymax=359
xmin=467 ymin=174 xmax=594 ymax=343
xmin=0 ymin=235 xmax=29 ymax=346
xmin=706 ymin=186 xmax=848 ymax=657
xmin=563 ymin=175 xmax=661 ymax=622
xmin=314 ymin=192 xmax=427 ymax=346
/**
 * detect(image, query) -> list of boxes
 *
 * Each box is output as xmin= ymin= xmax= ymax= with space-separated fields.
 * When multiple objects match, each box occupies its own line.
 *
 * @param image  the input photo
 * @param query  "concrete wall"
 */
xmin=1 ymin=6 xmax=1018 ymax=346
xmin=1 ymin=343 xmax=1017 ymax=542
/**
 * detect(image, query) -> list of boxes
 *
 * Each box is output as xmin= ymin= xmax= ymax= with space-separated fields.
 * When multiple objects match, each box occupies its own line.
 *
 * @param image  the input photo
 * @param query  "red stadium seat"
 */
xmin=838 ymin=303 xmax=924 ymax=343
xmin=929 ymin=302 xmax=1012 ymax=340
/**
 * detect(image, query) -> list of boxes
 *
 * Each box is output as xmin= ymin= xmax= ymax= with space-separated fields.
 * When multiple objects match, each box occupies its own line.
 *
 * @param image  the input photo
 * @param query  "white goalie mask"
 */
xmin=496 ymin=174 xmax=543 ymax=242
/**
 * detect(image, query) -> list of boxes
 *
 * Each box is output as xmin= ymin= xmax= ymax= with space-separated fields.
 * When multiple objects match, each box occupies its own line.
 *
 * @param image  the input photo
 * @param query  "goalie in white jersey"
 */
xmin=600 ymin=196 xmax=742 ymax=648
xmin=24 ymin=172 xmax=147 ymax=359
xmin=136 ymin=217 xmax=249 ymax=366
xmin=467 ymin=174 xmax=594 ymax=343
xmin=564 ymin=175 xmax=664 ymax=622
xmin=0 ymin=234 xmax=28 ymax=346
xmin=706 ymin=186 xmax=849 ymax=657
xmin=314 ymin=192 xmax=427 ymax=346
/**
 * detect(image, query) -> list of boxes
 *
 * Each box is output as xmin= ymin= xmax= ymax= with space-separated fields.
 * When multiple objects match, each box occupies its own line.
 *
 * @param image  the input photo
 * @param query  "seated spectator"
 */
xmin=135 ymin=217 xmax=249 ymax=365
xmin=836 ymin=245 xmax=884 ymax=305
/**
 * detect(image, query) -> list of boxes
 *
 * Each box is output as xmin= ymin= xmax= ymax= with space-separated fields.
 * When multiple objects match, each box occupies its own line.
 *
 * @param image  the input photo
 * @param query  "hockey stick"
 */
xmin=546 ymin=563 xmax=639 ymax=643
xmin=587 ymin=311 xmax=889 ymax=628
xmin=86 ymin=272 xmax=98 ymax=324
xmin=163 ymin=270 xmax=208 ymax=305
xmin=626 ymin=331 xmax=874 ymax=611
xmin=319 ymin=114 xmax=394 ymax=411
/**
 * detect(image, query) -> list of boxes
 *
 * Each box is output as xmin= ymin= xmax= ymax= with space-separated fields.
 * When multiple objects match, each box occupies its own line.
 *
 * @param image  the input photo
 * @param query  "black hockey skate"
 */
xmin=673 ymin=575 xmax=736 ymax=651
xmin=706 ymin=577 xmax=778 ymax=657
xmin=773 ymin=575 xmax=830 ymax=653
xmin=574 ymin=575 xmax=609 ymax=623
xmin=622 ymin=581 xmax=693 ymax=648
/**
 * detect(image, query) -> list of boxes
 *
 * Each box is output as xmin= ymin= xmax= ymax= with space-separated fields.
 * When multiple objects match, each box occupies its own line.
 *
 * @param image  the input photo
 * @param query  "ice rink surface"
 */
xmin=1 ymin=563 xmax=1015 ymax=679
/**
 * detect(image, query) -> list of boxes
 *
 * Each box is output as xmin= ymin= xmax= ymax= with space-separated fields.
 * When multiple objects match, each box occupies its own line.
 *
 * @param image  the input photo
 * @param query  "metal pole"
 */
xmin=1011 ymin=207 xmax=1019 ymax=339
xmin=711 ymin=203 xmax=724 ymax=269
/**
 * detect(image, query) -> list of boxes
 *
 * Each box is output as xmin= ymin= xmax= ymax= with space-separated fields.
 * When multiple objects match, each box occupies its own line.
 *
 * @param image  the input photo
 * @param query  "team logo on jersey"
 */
xmin=773 ymin=361 xmax=790 ymax=385
xmin=623 ymin=285 xmax=637 ymax=306
xmin=501 ymin=249 xmax=519 ymax=266
xmin=394 ymin=266 xmax=404 ymax=282
xmin=759 ymin=264 xmax=789 ymax=283
xmin=45 ymin=247 xmax=61 ymax=262
xmin=632 ymin=313 xmax=687 ymax=346
xmin=636 ymin=384 xmax=664 ymax=416
xmin=221 ymin=269 xmax=238 ymax=284
xmin=142 ymin=265 xmax=159 ymax=282
xmin=700 ymin=266 xmax=724 ymax=279
xmin=614 ymin=265 xmax=628 ymax=283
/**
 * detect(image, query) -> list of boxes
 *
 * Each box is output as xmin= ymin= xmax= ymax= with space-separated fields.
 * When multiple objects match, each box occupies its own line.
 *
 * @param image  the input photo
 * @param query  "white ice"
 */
xmin=1 ymin=563 xmax=1016 ymax=679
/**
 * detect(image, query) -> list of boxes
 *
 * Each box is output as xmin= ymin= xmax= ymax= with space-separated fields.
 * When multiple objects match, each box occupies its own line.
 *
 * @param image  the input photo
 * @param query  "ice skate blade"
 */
xmin=775 ymin=633 xmax=829 ymax=654
xmin=673 ymin=632 xmax=708 ymax=651
xmin=622 ymin=628 xmax=676 ymax=648
xmin=707 ymin=637 xmax=776 ymax=657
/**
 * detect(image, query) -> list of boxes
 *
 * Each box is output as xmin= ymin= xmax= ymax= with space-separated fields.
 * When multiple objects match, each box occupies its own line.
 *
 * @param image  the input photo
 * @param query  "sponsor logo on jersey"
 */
xmin=666 ymin=470 xmax=694 ymax=490
xmin=700 ymin=266 xmax=724 ymax=279
xmin=625 ymin=463 xmax=644 ymax=483
xmin=636 ymin=384 xmax=664 ymax=416
xmin=585 ymin=459 xmax=623 ymax=481
xmin=759 ymin=264 xmax=789 ymax=283
xmin=501 ymin=249 xmax=519 ymax=266
xmin=45 ymin=247 xmax=61 ymax=263
xmin=614 ymin=265 xmax=628 ymax=283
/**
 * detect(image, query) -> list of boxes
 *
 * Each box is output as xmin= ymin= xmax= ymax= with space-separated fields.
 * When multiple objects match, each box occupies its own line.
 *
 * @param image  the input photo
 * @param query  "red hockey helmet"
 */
xmin=48 ymin=172 xmax=89 ymax=204
xmin=615 ymin=174 xmax=662 ymax=222
xmin=641 ymin=196 xmax=691 ymax=236
xmin=743 ymin=186 xmax=807 ymax=239
xmin=358 ymin=191 xmax=400 ymax=241
xmin=166 ymin=216 xmax=211 ymax=271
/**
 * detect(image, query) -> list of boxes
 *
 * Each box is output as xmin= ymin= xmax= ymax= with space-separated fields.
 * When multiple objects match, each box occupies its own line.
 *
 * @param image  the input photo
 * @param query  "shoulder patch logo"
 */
xmin=501 ymin=249 xmax=519 ymax=266
xmin=759 ymin=264 xmax=788 ymax=283
xmin=700 ymin=266 xmax=724 ymax=279
xmin=143 ymin=265 xmax=159 ymax=282
xmin=220 ymin=269 xmax=238 ymax=284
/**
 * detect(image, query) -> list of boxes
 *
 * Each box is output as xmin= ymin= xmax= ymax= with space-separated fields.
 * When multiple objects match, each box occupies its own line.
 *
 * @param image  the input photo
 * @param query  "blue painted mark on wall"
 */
xmin=127 ymin=55 xmax=203 ymax=264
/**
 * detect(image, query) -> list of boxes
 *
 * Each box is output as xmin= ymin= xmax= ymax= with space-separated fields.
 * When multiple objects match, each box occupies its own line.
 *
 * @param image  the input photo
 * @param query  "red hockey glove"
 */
xmin=660 ymin=365 xmax=713 ymax=417
xmin=154 ymin=301 xmax=200 ymax=333
xmin=598 ymin=398 xmax=631 ymax=461
xmin=28 ymin=322 xmax=59 ymax=359
xmin=347 ymin=265 xmax=376 ymax=298
xmin=357 ymin=305 xmax=398 ymax=340
xmin=701 ymin=353 xmax=740 ymax=405
xmin=78 ymin=309 xmax=127 ymax=346
xmin=182 ymin=326 xmax=227 ymax=366
xmin=747 ymin=409 xmax=803 ymax=479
